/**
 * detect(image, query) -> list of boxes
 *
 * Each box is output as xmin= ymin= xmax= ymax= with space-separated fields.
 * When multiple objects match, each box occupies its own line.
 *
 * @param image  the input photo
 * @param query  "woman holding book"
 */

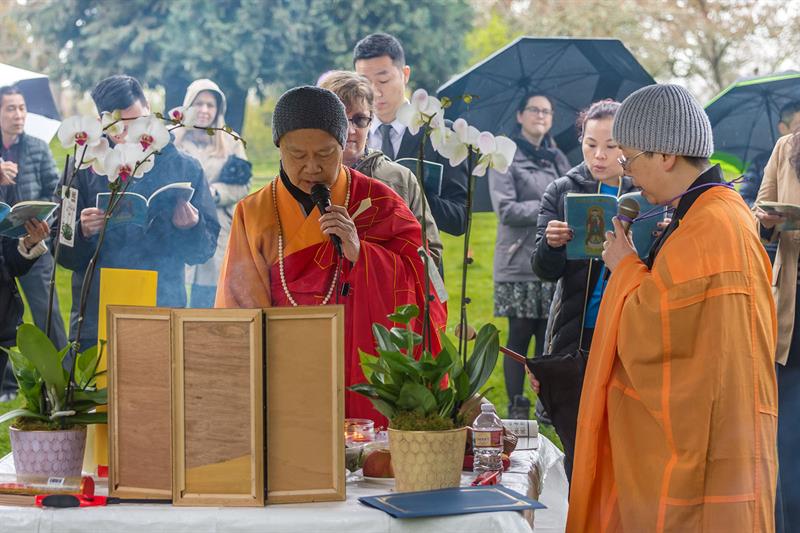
xmin=489 ymin=92 xmax=570 ymax=421
xmin=529 ymin=99 xmax=635 ymax=479
xmin=755 ymin=131 xmax=800 ymax=531
xmin=174 ymin=79 xmax=250 ymax=308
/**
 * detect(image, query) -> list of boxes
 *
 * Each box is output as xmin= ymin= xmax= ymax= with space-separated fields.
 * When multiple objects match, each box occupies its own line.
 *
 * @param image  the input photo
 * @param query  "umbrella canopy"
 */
xmin=437 ymin=37 xmax=654 ymax=211
xmin=0 ymin=62 xmax=61 ymax=143
xmin=705 ymin=71 xmax=800 ymax=173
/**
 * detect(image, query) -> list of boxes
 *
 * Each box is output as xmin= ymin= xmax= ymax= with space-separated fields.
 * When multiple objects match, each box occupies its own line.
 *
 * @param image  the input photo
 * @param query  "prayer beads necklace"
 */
xmin=272 ymin=168 xmax=351 ymax=306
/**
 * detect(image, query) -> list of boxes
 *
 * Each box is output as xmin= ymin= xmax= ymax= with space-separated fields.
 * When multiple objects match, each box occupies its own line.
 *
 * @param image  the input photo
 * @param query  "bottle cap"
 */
xmin=480 ymin=404 xmax=495 ymax=413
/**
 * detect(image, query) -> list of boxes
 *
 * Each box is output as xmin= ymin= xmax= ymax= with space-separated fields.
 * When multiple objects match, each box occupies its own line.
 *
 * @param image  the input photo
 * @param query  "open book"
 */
xmin=0 ymin=200 xmax=58 ymax=239
xmin=96 ymin=182 xmax=194 ymax=228
xmin=756 ymin=201 xmax=800 ymax=231
xmin=565 ymin=191 xmax=666 ymax=260
xmin=395 ymin=158 xmax=444 ymax=196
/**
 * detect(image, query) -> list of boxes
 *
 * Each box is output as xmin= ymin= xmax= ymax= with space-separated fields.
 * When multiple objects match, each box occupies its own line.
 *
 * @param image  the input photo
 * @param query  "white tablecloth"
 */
xmin=0 ymin=435 xmax=567 ymax=533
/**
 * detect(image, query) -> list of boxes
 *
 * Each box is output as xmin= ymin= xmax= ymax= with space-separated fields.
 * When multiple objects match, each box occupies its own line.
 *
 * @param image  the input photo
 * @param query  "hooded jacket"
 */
xmin=353 ymin=149 xmax=443 ymax=267
xmin=174 ymin=79 xmax=249 ymax=288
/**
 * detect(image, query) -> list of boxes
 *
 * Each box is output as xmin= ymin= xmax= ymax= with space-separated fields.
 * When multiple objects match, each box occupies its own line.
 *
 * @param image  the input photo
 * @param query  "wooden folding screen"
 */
xmin=265 ymin=306 xmax=345 ymax=504
xmin=172 ymin=308 xmax=264 ymax=506
xmin=108 ymin=306 xmax=172 ymax=499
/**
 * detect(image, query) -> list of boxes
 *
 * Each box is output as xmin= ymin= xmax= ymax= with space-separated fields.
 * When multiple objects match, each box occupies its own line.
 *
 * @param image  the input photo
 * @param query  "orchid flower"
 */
xmin=100 ymin=110 xmax=125 ymax=137
xmin=437 ymin=118 xmax=481 ymax=167
xmin=473 ymin=133 xmax=517 ymax=176
xmin=397 ymin=89 xmax=445 ymax=136
xmin=75 ymin=137 xmax=110 ymax=174
xmin=57 ymin=116 xmax=102 ymax=150
xmin=100 ymin=142 xmax=155 ymax=183
xmin=127 ymin=115 xmax=170 ymax=152
xmin=167 ymin=106 xmax=199 ymax=128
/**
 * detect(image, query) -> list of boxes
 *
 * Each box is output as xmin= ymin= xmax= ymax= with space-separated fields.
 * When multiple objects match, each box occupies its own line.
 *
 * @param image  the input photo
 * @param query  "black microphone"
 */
xmin=310 ymin=183 xmax=343 ymax=257
xmin=603 ymin=197 xmax=641 ymax=281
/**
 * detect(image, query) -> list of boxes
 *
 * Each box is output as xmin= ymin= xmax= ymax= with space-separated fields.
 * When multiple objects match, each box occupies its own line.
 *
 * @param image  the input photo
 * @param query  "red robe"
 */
xmin=216 ymin=166 xmax=447 ymax=427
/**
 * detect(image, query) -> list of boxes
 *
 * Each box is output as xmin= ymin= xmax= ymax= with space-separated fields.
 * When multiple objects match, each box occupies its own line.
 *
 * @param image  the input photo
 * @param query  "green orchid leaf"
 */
xmin=65 ymin=412 xmax=108 ymax=425
xmin=16 ymin=324 xmax=66 ymax=395
xmin=0 ymin=408 xmax=48 ymax=425
xmin=435 ymin=387 xmax=456 ymax=418
xmin=387 ymin=304 xmax=419 ymax=325
xmin=72 ymin=388 xmax=107 ymax=406
xmin=397 ymin=382 xmax=437 ymax=415
xmin=466 ymin=324 xmax=500 ymax=398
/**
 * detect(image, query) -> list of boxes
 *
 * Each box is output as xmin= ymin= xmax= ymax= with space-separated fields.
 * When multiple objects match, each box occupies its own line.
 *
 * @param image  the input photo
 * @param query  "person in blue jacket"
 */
xmin=56 ymin=75 xmax=220 ymax=349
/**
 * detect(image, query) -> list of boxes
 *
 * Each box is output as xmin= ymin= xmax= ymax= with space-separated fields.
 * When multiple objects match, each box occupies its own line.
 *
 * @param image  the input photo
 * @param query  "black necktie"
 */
xmin=379 ymin=123 xmax=395 ymax=160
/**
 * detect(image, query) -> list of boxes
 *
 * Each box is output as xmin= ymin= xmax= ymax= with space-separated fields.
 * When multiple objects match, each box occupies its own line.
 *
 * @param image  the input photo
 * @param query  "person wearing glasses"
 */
xmin=530 ymin=99 xmax=635 ymax=480
xmin=319 ymin=71 xmax=442 ymax=267
xmin=489 ymin=92 xmax=570 ymax=421
xmin=568 ymin=84 xmax=776 ymax=532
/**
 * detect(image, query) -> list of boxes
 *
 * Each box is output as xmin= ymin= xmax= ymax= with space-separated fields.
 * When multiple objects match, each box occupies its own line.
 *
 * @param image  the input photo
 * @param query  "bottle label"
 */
xmin=472 ymin=429 xmax=502 ymax=448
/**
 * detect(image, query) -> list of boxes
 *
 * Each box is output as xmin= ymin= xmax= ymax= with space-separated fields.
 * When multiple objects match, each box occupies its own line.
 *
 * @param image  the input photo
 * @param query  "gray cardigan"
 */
xmin=489 ymin=148 xmax=563 ymax=283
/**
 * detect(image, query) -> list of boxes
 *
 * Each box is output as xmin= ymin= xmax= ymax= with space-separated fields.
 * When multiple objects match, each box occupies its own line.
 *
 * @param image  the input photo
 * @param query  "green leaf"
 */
xmin=0 ymin=408 xmax=47 ymax=425
xmin=397 ymin=382 xmax=437 ymax=415
xmin=465 ymin=324 xmax=500 ymax=398
xmin=72 ymin=388 xmax=107 ymax=406
xmin=65 ymin=412 xmax=108 ymax=425
xmin=358 ymin=349 xmax=377 ymax=381
xmin=16 ymin=324 xmax=66 ymax=396
xmin=389 ymin=327 xmax=422 ymax=353
xmin=387 ymin=304 xmax=419 ymax=324
xmin=377 ymin=349 xmax=420 ymax=379
xmin=372 ymin=324 xmax=399 ymax=353
xmin=348 ymin=383 xmax=378 ymax=398
xmin=369 ymin=398 xmax=396 ymax=420
xmin=435 ymin=387 xmax=456 ymax=418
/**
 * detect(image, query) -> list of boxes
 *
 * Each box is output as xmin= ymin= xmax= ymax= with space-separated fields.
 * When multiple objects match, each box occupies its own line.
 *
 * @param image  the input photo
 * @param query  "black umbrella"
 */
xmin=437 ymin=37 xmax=654 ymax=211
xmin=705 ymin=71 xmax=800 ymax=173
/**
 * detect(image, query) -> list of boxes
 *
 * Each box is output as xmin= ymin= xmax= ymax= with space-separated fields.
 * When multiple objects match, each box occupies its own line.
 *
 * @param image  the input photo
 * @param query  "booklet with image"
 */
xmin=565 ymin=191 xmax=666 ymax=260
xmin=96 ymin=182 xmax=194 ymax=228
xmin=0 ymin=200 xmax=58 ymax=239
xmin=756 ymin=201 xmax=800 ymax=231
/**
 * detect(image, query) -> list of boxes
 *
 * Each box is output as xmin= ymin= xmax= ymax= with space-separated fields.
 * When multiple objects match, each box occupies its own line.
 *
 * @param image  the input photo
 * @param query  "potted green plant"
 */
xmin=0 ymin=325 xmax=106 ymax=477
xmin=350 ymin=304 xmax=499 ymax=492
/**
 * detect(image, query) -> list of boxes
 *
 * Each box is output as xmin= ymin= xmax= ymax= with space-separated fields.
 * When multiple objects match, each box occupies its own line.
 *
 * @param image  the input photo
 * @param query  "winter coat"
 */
xmin=531 ymin=162 xmax=635 ymax=355
xmin=174 ymin=79 xmax=249 ymax=288
xmin=0 ymin=238 xmax=44 ymax=347
xmin=56 ymin=141 xmax=220 ymax=347
xmin=353 ymin=149 xmax=443 ymax=267
xmin=8 ymin=133 xmax=60 ymax=202
xmin=490 ymin=145 xmax=565 ymax=283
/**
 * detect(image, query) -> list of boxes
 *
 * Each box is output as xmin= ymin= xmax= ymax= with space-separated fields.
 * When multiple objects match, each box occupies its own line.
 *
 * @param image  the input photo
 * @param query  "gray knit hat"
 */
xmin=272 ymin=86 xmax=348 ymax=148
xmin=613 ymin=84 xmax=714 ymax=158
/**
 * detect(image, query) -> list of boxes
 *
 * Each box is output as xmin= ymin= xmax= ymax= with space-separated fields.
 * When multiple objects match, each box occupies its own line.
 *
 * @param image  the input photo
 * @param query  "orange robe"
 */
xmin=216 ymin=166 xmax=446 ymax=428
xmin=568 ymin=186 xmax=778 ymax=532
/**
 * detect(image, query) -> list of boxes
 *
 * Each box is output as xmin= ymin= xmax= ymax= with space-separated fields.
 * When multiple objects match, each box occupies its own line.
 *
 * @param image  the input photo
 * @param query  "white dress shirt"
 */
xmin=368 ymin=118 xmax=406 ymax=158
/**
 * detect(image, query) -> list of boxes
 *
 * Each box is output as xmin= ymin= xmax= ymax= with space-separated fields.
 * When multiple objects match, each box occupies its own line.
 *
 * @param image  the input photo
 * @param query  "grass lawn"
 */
xmin=0 ymin=135 xmax=561 ymax=456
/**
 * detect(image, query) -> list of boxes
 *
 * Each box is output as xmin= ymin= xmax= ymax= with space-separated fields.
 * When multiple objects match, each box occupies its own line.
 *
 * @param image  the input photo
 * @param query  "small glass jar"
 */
xmin=344 ymin=418 xmax=375 ymax=446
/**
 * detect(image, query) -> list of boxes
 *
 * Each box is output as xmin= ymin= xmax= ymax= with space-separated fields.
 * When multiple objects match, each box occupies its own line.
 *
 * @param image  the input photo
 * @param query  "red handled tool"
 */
xmin=35 ymin=494 xmax=171 ymax=507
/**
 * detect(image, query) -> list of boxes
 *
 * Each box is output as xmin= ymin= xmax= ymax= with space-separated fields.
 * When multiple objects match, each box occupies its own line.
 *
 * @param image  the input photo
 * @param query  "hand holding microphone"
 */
xmin=312 ymin=183 xmax=360 ymax=263
xmin=602 ymin=197 xmax=639 ymax=273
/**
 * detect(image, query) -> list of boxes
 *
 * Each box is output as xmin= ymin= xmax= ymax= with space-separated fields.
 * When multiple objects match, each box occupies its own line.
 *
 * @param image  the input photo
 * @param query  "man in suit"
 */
xmin=0 ymin=85 xmax=67 ymax=352
xmin=353 ymin=33 xmax=468 ymax=236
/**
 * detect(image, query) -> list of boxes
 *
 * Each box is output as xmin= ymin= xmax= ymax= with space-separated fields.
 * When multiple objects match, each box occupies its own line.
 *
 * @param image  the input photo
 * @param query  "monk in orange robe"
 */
xmin=216 ymin=86 xmax=446 ymax=428
xmin=566 ymin=85 xmax=777 ymax=532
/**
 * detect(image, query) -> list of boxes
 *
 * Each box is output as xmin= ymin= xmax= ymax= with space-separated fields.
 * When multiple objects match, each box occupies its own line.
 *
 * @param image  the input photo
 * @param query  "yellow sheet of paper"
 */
xmin=83 ymin=268 xmax=158 ymax=473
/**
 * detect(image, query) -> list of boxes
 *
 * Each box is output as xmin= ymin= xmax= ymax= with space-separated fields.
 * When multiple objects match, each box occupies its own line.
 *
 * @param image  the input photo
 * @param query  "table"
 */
xmin=0 ymin=435 xmax=567 ymax=533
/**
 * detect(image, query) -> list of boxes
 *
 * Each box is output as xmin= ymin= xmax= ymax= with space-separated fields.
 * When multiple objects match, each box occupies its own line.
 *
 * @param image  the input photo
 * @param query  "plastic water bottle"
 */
xmin=472 ymin=403 xmax=503 ymax=480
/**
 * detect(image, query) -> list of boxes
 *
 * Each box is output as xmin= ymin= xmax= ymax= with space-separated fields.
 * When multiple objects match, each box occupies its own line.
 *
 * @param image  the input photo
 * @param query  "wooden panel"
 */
xmin=108 ymin=306 xmax=172 ymax=499
xmin=172 ymin=309 xmax=264 ymax=506
xmin=265 ymin=306 xmax=345 ymax=504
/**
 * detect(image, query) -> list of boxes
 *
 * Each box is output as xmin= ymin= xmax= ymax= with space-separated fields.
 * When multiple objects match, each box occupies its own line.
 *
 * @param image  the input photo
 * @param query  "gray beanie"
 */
xmin=613 ymin=84 xmax=714 ymax=158
xmin=272 ymin=86 xmax=348 ymax=148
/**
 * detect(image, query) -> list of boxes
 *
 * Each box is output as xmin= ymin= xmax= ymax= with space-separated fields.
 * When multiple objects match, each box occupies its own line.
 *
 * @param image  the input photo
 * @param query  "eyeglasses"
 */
xmin=523 ymin=106 xmax=553 ymax=117
xmin=617 ymin=150 xmax=647 ymax=172
xmin=348 ymin=115 xmax=372 ymax=129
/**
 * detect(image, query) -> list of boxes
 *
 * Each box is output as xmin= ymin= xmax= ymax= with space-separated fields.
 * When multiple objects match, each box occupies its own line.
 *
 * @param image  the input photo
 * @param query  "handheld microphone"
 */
xmin=310 ymin=183 xmax=343 ymax=257
xmin=603 ymin=197 xmax=641 ymax=281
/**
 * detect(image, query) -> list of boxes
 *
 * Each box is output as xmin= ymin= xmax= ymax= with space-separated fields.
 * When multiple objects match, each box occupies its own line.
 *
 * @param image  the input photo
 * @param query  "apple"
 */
xmin=363 ymin=449 xmax=394 ymax=478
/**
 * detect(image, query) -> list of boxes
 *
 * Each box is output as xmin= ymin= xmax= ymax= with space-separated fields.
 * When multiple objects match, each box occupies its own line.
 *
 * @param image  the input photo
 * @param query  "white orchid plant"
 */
xmin=396 ymin=89 xmax=517 ymax=377
xmin=1 ymin=106 xmax=243 ymax=430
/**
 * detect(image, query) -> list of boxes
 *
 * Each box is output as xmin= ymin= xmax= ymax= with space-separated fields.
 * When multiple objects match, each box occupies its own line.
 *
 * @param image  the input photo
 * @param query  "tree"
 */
xmin=19 ymin=0 xmax=474 ymax=132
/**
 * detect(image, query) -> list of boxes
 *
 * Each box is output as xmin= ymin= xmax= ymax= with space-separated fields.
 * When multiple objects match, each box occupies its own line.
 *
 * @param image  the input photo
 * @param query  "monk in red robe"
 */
xmin=216 ymin=86 xmax=446 ymax=428
xmin=566 ymin=84 xmax=777 ymax=532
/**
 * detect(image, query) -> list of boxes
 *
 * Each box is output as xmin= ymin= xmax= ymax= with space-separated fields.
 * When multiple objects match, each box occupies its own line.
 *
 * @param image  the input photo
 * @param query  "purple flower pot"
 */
xmin=9 ymin=426 xmax=87 ymax=478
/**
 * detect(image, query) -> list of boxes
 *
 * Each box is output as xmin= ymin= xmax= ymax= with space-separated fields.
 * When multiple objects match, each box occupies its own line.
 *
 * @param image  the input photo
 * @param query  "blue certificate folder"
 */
xmin=395 ymin=158 xmax=444 ymax=197
xmin=565 ymin=191 xmax=666 ymax=260
xmin=358 ymin=485 xmax=545 ymax=519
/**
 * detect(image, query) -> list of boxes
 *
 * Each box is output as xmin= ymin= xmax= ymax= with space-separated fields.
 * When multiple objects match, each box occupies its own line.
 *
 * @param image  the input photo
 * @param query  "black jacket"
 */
xmin=0 ymin=238 xmax=37 ymax=347
xmin=531 ymin=162 xmax=635 ymax=355
xmin=395 ymin=124 xmax=468 ymax=236
xmin=56 ymin=141 xmax=220 ymax=347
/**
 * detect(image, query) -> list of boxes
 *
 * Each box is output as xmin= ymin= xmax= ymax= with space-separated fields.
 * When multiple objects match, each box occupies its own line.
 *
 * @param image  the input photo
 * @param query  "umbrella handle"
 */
xmin=500 ymin=346 xmax=526 ymax=364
